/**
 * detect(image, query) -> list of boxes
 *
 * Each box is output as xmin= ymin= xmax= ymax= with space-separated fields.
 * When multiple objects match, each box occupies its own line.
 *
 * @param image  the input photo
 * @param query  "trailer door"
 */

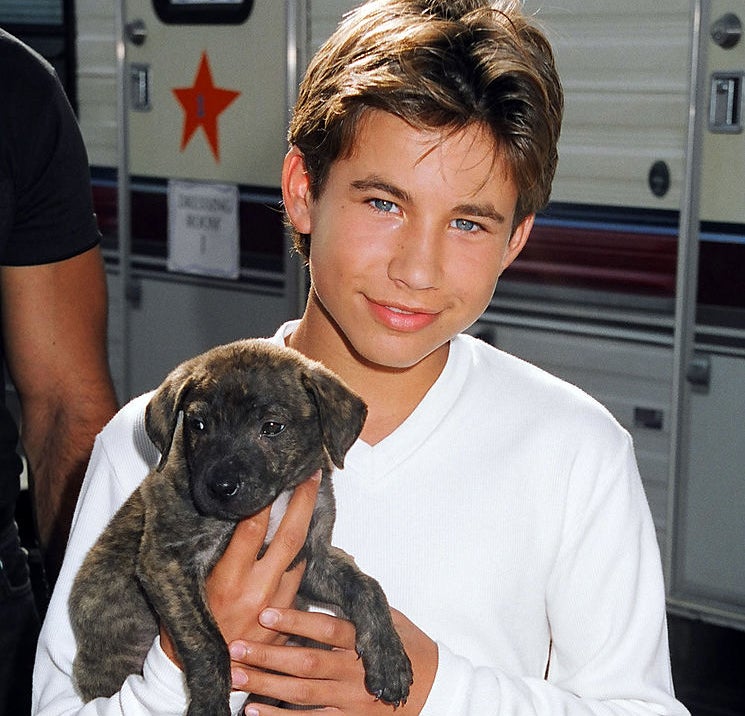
xmin=669 ymin=1 xmax=745 ymax=629
xmin=123 ymin=0 xmax=286 ymax=186
xmin=113 ymin=1 xmax=306 ymax=396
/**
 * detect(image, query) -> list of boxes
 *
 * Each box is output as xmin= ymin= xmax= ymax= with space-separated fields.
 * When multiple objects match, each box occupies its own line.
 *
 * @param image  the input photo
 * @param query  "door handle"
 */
xmin=125 ymin=18 xmax=147 ymax=46
xmin=711 ymin=12 xmax=742 ymax=49
xmin=686 ymin=353 xmax=711 ymax=389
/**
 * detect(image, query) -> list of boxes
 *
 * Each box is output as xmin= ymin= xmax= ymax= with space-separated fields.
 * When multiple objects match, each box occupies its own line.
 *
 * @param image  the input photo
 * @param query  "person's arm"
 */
xmin=1 ymin=244 xmax=119 ymax=582
xmin=231 ymin=605 xmax=437 ymax=714
xmin=227 ymin=435 xmax=689 ymax=716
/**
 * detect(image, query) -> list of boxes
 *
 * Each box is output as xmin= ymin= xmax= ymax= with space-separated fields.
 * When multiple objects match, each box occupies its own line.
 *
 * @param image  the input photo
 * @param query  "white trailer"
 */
xmin=7 ymin=0 xmax=745 ymax=632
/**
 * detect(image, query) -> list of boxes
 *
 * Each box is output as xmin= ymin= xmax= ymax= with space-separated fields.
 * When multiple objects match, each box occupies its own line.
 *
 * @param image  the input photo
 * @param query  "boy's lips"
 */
xmin=366 ymin=298 xmax=440 ymax=332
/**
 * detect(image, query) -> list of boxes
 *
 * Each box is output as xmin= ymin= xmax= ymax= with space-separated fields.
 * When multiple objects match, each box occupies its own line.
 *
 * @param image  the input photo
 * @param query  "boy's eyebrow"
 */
xmin=452 ymin=202 xmax=507 ymax=224
xmin=350 ymin=176 xmax=507 ymax=224
xmin=350 ymin=176 xmax=411 ymax=204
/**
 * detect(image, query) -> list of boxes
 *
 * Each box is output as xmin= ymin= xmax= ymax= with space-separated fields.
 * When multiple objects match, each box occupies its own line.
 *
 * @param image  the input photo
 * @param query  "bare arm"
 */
xmin=1 ymin=245 xmax=119 ymax=583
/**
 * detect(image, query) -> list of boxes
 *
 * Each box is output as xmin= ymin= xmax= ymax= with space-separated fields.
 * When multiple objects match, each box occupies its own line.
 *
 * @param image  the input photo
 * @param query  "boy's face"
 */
xmin=283 ymin=110 xmax=533 ymax=372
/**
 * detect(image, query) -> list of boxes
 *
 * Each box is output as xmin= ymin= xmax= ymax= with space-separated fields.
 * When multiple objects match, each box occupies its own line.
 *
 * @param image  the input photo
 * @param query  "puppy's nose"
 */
xmin=209 ymin=475 xmax=240 ymax=499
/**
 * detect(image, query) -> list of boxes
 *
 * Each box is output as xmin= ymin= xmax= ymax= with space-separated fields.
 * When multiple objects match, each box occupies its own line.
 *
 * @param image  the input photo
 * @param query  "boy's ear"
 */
xmin=282 ymin=146 xmax=312 ymax=235
xmin=499 ymin=213 xmax=535 ymax=275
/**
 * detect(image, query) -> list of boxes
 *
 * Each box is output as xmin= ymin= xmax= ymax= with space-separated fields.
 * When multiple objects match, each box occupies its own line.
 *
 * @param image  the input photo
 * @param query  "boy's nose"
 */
xmin=386 ymin=225 xmax=441 ymax=290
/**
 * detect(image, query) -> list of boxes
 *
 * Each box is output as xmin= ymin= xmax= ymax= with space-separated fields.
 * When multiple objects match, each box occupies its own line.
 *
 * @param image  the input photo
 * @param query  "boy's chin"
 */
xmin=351 ymin=336 xmax=452 ymax=373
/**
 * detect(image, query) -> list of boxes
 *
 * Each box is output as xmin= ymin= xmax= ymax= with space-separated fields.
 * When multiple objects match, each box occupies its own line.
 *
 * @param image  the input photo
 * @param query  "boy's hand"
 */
xmin=229 ymin=607 xmax=438 ymax=715
xmin=159 ymin=470 xmax=321 ymax=665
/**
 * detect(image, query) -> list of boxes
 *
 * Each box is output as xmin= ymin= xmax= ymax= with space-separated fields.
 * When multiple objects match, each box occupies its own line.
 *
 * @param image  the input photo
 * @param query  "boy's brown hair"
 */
xmin=288 ymin=0 xmax=564 ymax=258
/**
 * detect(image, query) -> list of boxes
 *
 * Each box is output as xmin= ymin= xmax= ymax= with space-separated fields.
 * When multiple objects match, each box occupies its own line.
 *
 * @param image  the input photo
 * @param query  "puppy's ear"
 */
xmin=302 ymin=368 xmax=367 ymax=469
xmin=145 ymin=364 xmax=195 ymax=471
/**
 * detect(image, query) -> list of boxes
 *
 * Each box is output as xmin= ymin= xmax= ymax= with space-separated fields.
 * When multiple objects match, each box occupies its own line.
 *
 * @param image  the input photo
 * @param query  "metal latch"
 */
xmin=129 ymin=63 xmax=151 ymax=112
xmin=709 ymin=72 xmax=743 ymax=133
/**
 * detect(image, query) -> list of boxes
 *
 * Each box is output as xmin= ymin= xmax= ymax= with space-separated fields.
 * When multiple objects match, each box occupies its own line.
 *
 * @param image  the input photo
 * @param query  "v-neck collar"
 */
xmin=272 ymin=322 xmax=470 ymax=481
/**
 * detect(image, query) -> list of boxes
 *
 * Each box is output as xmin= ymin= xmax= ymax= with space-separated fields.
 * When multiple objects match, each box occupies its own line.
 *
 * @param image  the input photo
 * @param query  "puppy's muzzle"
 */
xmin=192 ymin=456 xmax=276 ymax=520
xmin=208 ymin=474 xmax=240 ymax=500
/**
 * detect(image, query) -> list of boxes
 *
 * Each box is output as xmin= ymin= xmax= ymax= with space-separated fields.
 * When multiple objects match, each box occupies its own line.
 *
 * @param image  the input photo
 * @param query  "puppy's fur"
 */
xmin=69 ymin=339 xmax=412 ymax=715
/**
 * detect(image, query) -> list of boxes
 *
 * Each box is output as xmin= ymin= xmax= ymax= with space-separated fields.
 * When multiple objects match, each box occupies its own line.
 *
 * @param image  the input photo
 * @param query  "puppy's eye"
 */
xmin=188 ymin=417 xmax=205 ymax=432
xmin=260 ymin=421 xmax=285 ymax=437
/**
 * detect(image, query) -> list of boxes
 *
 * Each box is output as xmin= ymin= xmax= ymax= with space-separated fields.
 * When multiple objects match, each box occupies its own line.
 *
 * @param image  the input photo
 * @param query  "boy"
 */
xmin=33 ymin=1 xmax=689 ymax=714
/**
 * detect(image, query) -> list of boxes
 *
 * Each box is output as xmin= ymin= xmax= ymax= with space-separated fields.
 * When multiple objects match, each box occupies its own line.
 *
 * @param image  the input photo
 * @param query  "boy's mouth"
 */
xmin=367 ymin=298 xmax=440 ymax=331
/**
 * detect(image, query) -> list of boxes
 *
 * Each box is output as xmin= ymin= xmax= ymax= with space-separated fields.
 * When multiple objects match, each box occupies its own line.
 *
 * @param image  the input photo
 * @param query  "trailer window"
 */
xmin=0 ymin=0 xmax=62 ymax=25
xmin=152 ymin=0 xmax=253 ymax=24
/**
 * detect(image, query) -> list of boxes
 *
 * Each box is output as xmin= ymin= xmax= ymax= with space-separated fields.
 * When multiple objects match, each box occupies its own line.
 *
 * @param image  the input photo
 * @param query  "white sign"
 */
xmin=167 ymin=180 xmax=239 ymax=280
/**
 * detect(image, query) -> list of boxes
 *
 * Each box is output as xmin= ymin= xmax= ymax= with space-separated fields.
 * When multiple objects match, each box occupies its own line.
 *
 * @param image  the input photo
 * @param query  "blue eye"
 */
xmin=261 ymin=421 xmax=285 ymax=437
xmin=370 ymin=198 xmax=399 ymax=214
xmin=451 ymin=218 xmax=480 ymax=232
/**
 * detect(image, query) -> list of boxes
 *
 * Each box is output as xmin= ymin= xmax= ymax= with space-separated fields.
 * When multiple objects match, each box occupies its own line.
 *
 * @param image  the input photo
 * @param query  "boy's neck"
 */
xmin=286 ymin=296 xmax=449 ymax=446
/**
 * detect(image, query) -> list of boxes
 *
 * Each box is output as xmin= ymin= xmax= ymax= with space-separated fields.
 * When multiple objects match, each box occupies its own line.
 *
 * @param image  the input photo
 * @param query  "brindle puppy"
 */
xmin=69 ymin=339 xmax=412 ymax=715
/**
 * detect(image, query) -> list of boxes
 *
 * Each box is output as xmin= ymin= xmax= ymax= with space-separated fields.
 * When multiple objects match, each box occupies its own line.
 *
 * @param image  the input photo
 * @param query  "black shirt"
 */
xmin=0 ymin=29 xmax=101 ymax=517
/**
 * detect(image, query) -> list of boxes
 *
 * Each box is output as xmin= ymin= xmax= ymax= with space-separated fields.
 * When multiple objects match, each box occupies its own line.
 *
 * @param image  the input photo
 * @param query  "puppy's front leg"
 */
xmin=137 ymin=551 xmax=230 ymax=716
xmin=301 ymin=546 xmax=413 ymax=706
xmin=136 ymin=484 xmax=233 ymax=716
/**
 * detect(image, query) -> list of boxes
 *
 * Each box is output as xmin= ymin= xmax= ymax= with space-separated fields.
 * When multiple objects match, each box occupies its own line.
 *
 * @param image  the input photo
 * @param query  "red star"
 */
xmin=172 ymin=52 xmax=240 ymax=162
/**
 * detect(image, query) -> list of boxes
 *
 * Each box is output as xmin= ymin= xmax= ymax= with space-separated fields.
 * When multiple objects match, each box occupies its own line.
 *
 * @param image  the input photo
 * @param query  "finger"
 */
xmin=257 ymin=607 xmax=356 ymax=650
xmin=240 ymin=666 xmax=329 ymax=709
xmin=244 ymin=707 xmax=316 ymax=716
xmin=226 ymin=564 xmax=305 ymax=665
xmin=243 ymin=698 xmax=325 ymax=716
xmin=239 ymin=651 xmax=372 ymax=712
xmin=244 ymin=561 xmax=307 ymax=631
xmin=228 ymin=607 xmax=353 ymax=666
xmin=206 ymin=507 xmax=271 ymax=594
xmin=225 ymin=505 xmax=272 ymax=564
xmin=244 ymin=708 xmax=315 ymax=716
xmin=243 ymin=704 xmax=307 ymax=716
xmin=230 ymin=642 xmax=348 ymax=680
xmin=273 ymin=559 xmax=306 ymax=606
xmin=262 ymin=470 xmax=321 ymax=566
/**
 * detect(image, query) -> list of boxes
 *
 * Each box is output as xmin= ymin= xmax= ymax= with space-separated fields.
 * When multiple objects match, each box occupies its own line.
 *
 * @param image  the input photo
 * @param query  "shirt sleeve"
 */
xmin=2 ymin=50 xmax=100 ymax=266
xmin=420 ymin=434 xmax=689 ymax=716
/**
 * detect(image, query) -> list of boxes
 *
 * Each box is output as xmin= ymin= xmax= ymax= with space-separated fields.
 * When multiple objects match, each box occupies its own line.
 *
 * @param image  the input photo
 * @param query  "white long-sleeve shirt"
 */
xmin=33 ymin=323 xmax=689 ymax=715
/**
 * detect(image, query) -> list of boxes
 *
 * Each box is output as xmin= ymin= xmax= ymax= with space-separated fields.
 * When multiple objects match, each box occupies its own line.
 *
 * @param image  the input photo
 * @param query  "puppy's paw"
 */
xmin=357 ymin=633 xmax=413 ymax=707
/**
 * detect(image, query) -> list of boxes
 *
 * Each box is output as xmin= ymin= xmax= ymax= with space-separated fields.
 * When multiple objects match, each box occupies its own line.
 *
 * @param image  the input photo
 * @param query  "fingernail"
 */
xmin=245 ymin=708 xmax=259 ymax=716
xmin=231 ymin=668 xmax=248 ymax=687
xmin=259 ymin=608 xmax=280 ymax=627
xmin=311 ymin=469 xmax=322 ymax=482
xmin=229 ymin=642 xmax=246 ymax=659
